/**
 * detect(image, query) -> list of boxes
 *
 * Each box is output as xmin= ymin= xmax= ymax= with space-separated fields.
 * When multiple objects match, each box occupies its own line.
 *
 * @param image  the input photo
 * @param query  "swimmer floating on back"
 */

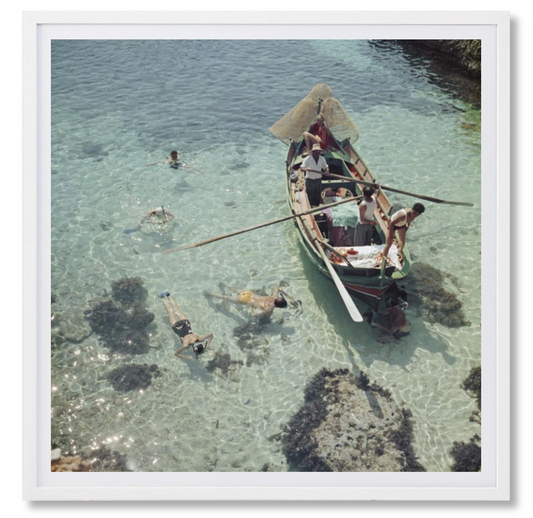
xmin=159 ymin=291 xmax=213 ymax=360
xmin=123 ymin=206 xmax=174 ymax=235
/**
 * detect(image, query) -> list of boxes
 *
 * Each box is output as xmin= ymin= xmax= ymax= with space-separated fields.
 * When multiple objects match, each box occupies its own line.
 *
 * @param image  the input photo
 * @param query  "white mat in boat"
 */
xmin=334 ymin=244 xmax=402 ymax=270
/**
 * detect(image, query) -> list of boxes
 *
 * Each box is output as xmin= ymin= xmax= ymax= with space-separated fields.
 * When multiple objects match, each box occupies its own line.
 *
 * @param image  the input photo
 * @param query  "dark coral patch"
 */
xmin=107 ymin=364 xmax=161 ymax=393
xmin=407 ymin=263 xmax=471 ymax=327
xmin=451 ymin=437 xmax=481 ymax=472
xmin=111 ymin=276 xmax=148 ymax=305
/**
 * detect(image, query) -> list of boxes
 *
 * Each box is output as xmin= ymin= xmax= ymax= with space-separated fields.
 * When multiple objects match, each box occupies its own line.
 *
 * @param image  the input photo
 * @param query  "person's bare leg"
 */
xmin=168 ymin=296 xmax=187 ymax=322
xmin=206 ymin=292 xmax=240 ymax=304
xmin=162 ymin=298 xmax=178 ymax=327
xmin=219 ymin=281 xmax=243 ymax=294
xmin=303 ymin=132 xmax=320 ymax=151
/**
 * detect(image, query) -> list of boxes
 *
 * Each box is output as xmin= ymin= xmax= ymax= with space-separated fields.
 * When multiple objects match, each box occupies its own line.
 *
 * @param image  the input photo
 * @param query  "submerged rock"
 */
xmin=282 ymin=369 xmax=425 ymax=472
xmin=85 ymin=447 xmax=131 ymax=472
xmin=448 ymin=367 xmax=481 ymax=471
xmin=406 ymin=263 xmax=471 ymax=327
xmin=462 ymin=366 xmax=481 ymax=409
xmin=111 ymin=276 xmax=148 ymax=305
xmin=205 ymin=351 xmax=243 ymax=376
xmin=51 ymin=450 xmax=90 ymax=472
xmin=58 ymin=308 xmax=93 ymax=343
xmin=107 ymin=363 xmax=161 ymax=392
xmin=86 ymin=298 xmax=155 ymax=354
xmin=451 ymin=436 xmax=481 ymax=472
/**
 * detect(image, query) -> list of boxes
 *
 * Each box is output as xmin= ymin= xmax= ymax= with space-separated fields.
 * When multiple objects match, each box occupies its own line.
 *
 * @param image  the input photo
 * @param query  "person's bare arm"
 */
xmin=175 ymin=343 xmax=193 ymax=360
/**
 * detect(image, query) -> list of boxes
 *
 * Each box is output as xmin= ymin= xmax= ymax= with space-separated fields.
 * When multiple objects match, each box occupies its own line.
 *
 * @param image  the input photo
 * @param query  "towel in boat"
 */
xmin=331 ymin=244 xmax=402 ymax=270
xmin=330 ymin=203 xmax=359 ymax=228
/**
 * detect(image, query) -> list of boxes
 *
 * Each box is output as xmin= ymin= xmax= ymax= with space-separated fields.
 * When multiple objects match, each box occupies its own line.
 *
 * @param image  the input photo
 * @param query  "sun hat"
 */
xmin=311 ymin=143 xmax=324 ymax=153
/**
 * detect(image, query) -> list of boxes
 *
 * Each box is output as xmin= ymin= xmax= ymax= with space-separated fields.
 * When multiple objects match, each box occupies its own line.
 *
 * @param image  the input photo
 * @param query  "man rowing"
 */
xmin=300 ymin=143 xmax=329 ymax=207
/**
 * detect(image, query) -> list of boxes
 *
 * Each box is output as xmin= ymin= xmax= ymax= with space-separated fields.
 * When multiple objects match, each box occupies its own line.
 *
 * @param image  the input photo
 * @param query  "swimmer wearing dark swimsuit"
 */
xmin=172 ymin=319 xmax=192 ymax=338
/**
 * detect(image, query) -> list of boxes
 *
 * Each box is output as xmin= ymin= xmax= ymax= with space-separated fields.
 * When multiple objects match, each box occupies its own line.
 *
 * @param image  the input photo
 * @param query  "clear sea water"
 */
xmin=51 ymin=39 xmax=481 ymax=472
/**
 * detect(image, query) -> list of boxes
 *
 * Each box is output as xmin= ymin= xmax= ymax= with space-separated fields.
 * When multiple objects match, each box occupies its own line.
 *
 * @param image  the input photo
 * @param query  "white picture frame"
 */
xmin=23 ymin=10 xmax=510 ymax=501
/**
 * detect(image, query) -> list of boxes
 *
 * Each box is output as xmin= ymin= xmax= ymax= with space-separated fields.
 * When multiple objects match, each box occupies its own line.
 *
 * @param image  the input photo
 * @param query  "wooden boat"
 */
xmin=270 ymin=84 xmax=409 ymax=315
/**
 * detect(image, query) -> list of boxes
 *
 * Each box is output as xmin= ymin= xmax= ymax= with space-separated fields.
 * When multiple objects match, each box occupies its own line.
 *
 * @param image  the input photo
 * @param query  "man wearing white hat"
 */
xmin=300 ymin=143 xmax=329 ymax=207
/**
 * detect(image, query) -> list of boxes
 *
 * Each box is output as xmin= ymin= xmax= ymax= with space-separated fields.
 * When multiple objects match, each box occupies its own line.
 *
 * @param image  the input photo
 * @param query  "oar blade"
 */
xmin=324 ymin=260 xmax=363 ymax=322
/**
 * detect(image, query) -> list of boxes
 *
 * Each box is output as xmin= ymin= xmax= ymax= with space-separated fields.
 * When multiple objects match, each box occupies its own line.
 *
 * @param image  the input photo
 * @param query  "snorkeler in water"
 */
xmin=123 ymin=206 xmax=174 ymax=235
xmin=159 ymin=291 xmax=213 ymax=361
xmin=204 ymin=282 xmax=300 ymax=323
xmin=145 ymin=150 xmax=204 ymax=175
xmin=145 ymin=150 xmax=181 ymax=167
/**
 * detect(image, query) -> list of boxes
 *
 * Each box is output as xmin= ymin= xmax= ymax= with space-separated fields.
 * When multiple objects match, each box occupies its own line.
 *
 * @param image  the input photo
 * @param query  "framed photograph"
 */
xmin=23 ymin=11 xmax=510 ymax=500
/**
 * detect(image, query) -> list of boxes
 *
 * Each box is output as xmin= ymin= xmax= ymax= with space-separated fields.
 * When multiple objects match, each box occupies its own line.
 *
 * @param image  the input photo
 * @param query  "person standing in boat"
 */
xmin=302 ymin=113 xmax=331 ymax=153
xmin=382 ymin=203 xmax=426 ymax=261
xmin=300 ymin=143 xmax=329 ymax=207
xmin=158 ymin=291 xmax=213 ymax=361
xmin=354 ymin=186 xmax=378 ymax=246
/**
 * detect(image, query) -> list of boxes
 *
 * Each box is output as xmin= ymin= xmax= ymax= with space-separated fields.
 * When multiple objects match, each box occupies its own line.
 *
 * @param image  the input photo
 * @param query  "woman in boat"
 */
xmin=300 ymin=143 xmax=329 ymax=207
xmin=381 ymin=202 xmax=426 ymax=261
xmin=204 ymin=282 xmax=290 ymax=323
xmin=158 ymin=291 xmax=213 ymax=360
xmin=302 ymin=113 xmax=331 ymax=153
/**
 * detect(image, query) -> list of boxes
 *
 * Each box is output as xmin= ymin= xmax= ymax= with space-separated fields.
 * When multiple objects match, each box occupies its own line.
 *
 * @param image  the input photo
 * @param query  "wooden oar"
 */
xmin=323 ymin=172 xmax=474 ymax=207
xmin=162 ymin=195 xmax=363 ymax=254
xmin=300 ymin=217 xmax=363 ymax=322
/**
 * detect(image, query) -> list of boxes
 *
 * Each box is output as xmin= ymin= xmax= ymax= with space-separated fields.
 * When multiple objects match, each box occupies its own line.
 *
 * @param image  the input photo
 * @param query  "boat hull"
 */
xmin=285 ymin=138 xmax=410 ymax=314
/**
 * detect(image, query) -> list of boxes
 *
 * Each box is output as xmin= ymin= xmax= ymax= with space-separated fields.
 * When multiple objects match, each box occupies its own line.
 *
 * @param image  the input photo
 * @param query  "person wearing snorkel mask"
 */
xmin=204 ymin=282 xmax=291 ymax=323
xmin=158 ymin=291 xmax=213 ymax=360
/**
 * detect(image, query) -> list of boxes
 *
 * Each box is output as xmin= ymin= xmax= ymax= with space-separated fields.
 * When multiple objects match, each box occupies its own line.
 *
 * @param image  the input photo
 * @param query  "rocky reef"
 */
xmin=205 ymin=351 xmax=244 ymax=376
xmin=51 ymin=447 xmax=131 ymax=472
xmin=85 ymin=277 xmax=155 ymax=354
xmin=393 ymin=39 xmax=481 ymax=107
xmin=111 ymin=276 xmax=148 ymax=305
xmin=451 ymin=435 xmax=481 ymax=472
xmin=282 ymin=369 xmax=425 ymax=472
xmin=406 ymin=263 xmax=471 ymax=327
xmin=410 ymin=40 xmax=481 ymax=79
xmin=462 ymin=366 xmax=481 ymax=409
xmin=449 ymin=367 xmax=482 ymax=471
xmin=85 ymin=446 xmax=131 ymax=472
xmin=51 ymin=448 xmax=90 ymax=472
xmin=107 ymin=363 xmax=161 ymax=392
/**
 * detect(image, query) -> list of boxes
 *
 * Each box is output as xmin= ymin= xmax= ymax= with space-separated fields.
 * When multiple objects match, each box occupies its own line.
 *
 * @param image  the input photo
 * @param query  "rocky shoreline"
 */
xmin=394 ymin=40 xmax=481 ymax=106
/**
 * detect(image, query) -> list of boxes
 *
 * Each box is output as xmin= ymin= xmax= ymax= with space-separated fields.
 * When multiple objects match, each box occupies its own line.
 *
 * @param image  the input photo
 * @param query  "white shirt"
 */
xmin=359 ymin=197 xmax=377 ymax=223
xmin=302 ymin=154 xmax=328 ymax=180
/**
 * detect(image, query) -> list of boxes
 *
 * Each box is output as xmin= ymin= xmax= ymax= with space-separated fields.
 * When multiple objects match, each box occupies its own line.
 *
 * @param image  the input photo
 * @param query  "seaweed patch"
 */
xmin=85 ymin=277 xmax=155 ymax=354
xmin=451 ymin=436 xmax=481 ymax=472
xmin=107 ymin=363 xmax=161 ymax=393
xmin=406 ymin=263 xmax=471 ymax=327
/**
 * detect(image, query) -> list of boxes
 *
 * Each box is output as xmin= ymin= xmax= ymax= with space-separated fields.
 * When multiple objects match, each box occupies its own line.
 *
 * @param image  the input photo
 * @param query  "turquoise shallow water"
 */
xmin=51 ymin=39 xmax=481 ymax=472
